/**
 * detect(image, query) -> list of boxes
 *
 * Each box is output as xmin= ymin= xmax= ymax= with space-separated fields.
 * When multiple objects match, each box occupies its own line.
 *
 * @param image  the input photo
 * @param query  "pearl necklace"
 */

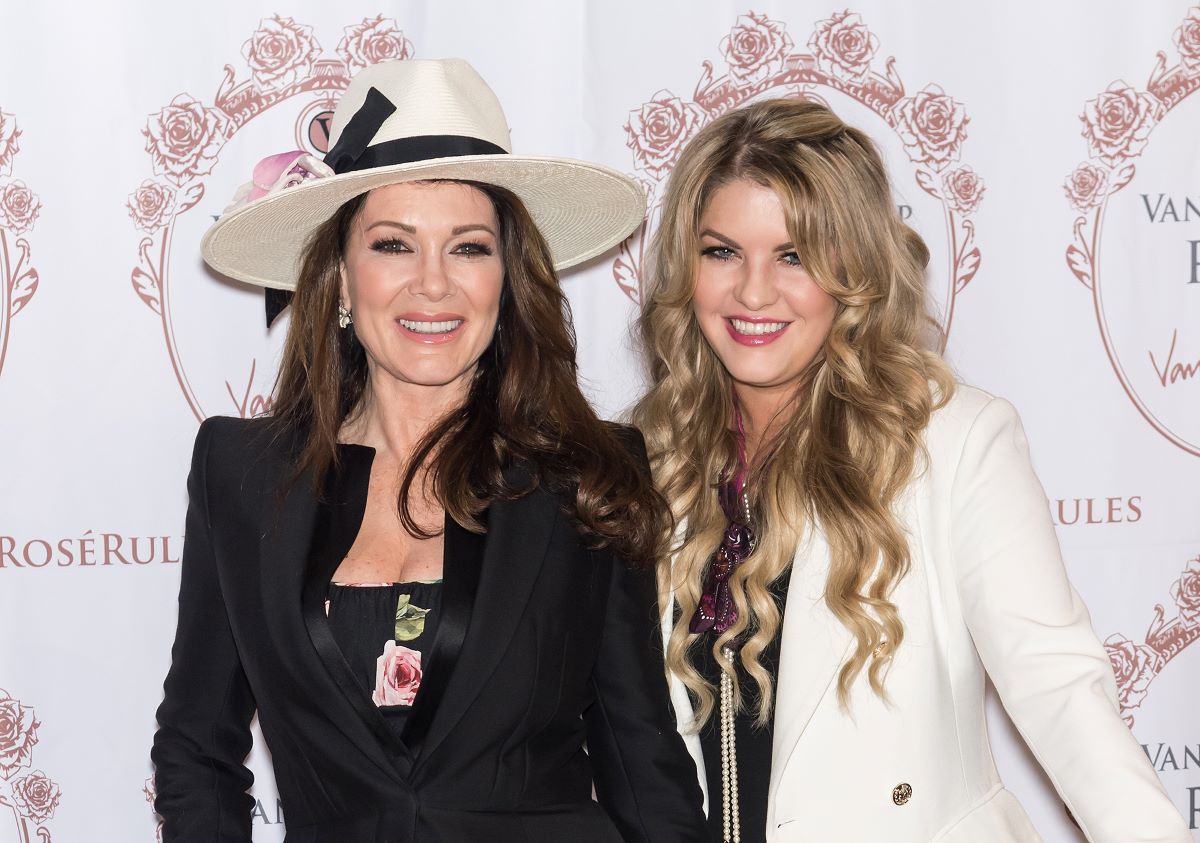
xmin=719 ymin=645 xmax=741 ymax=842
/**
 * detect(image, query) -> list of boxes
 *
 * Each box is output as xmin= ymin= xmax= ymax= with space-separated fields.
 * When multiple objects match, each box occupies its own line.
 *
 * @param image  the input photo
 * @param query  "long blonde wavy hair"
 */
xmin=633 ymin=98 xmax=955 ymax=727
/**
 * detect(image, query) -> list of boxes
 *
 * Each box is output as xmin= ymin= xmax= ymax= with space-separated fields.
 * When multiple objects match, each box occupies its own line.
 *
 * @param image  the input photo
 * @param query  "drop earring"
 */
xmin=337 ymin=303 xmax=352 ymax=329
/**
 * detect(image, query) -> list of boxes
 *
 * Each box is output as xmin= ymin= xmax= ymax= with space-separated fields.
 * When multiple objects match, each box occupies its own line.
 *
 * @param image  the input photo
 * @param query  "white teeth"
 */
xmin=730 ymin=318 xmax=787 ymax=336
xmin=398 ymin=318 xmax=463 ymax=334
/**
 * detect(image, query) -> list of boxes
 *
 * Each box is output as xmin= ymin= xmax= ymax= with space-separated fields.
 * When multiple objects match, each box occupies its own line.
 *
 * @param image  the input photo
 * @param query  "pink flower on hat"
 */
xmin=225 ymin=150 xmax=335 ymax=212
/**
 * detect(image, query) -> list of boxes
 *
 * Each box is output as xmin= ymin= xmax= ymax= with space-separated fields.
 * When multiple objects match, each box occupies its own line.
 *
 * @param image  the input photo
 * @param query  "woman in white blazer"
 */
xmin=632 ymin=98 xmax=1189 ymax=842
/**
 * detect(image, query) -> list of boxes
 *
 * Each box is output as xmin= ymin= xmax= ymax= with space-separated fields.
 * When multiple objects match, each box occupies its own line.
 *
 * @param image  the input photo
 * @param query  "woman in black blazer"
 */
xmin=150 ymin=59 xmax=706 ymax=842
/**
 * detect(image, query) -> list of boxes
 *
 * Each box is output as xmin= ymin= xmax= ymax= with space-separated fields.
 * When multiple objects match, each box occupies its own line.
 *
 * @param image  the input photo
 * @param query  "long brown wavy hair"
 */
xmin=633 ymin=99 xmax=955 ymax=726
xmin=270 ymin=180 xmax=666 ymax=566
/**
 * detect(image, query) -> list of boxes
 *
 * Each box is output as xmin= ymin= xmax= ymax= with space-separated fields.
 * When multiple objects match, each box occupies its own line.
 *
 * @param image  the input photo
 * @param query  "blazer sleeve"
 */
xmin=585 ymin=429 xmax=708 ymax=842
xmin=151 ymin=419 xmax=257 ymax=841
xmin=950 ymin=398 xmax=1189 ymax=842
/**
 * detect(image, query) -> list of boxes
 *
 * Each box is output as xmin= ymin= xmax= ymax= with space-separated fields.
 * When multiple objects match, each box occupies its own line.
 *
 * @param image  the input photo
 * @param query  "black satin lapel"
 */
xmin=401 ymin=513 xmax=485 ymax=757
xmin=299 ymin=446 xmax=414 ymax=771
xmin=414 ymin=485 xmax=558 ymax=768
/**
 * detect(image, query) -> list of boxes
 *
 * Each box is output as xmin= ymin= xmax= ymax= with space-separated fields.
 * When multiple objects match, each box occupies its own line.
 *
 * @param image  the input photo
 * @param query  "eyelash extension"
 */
xmin=700 ymin=245 xmax=736 ymax=261
xmin=455 ymin=240 xmax=494 ymax=256
xmin=370 ymin=237 xmax=409 ymax=253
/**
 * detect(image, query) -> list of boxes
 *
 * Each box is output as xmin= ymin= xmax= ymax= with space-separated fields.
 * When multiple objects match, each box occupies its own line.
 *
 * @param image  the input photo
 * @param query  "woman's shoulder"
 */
xmin=926 ymin=383 xmax=1021 ymax=441
xmin=192 ymin=415 xmax=295 ymax=479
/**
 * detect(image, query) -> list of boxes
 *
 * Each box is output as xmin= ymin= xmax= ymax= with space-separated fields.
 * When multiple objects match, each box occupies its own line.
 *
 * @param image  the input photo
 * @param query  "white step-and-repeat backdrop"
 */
xmin=1 ymin=1 xmax=1197 ymax=839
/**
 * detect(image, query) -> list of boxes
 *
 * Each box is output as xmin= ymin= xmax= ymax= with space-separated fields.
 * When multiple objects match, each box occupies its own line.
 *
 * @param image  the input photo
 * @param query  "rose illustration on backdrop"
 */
xmin=624 ymin=91 xmax=708 ymax=180
xmin=1174 ymin=8 xmax=1200 ymax=72
xmin=942 ymin=165 xmax=985 ymax=215
xmin=1170 ymin=557 xmax=1200 ymax=625
xmin=1080 ymin=81 xmax=1163 ymax=167
xmin=143 ymin=94 xmax=231 ymax=186
xmin=373 ymin=641 xmax=423 ymax=706
xmin=242 ymin=15 xmax=322 ymax=92
xmin=1063 ymin=162 xmax=1110 ymax=212
xmin=126 ymin=180 xmax=177 ymax=233
xmin=0 ymin=109 xmax=20 ymax=176
xmin=0 ymin=181 xmax=41 ymax=236
xmin=338 ymin=15 xmax=414 ymax=70
xmin=721 ymin=12 xmax=794 ymax=86
xmin=1104 ymin=633 xmax=1161 ymax=715
xmin=893 ymin=84 xmax=969 ymax=170
xmin=10 ymin=769 xmax=61 ymax=822
xmin=808 ymin=10 xmax=879 ymax=83
xmin=0 ymin=690 xmax=40 ymax=774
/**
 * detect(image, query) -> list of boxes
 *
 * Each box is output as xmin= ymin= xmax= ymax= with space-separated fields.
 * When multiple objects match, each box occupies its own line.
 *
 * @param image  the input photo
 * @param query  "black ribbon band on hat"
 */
xmin=322 ymin=85 xmax=508 ymax=175
xmin=265 ymin=288 xmax=292 ymax=329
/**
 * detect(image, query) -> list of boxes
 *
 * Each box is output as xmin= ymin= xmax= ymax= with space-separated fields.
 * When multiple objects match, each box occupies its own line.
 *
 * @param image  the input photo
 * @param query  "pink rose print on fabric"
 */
xmin=10 ymin=769 xmax=61 ymax=822
xmin=1104 ymin=633 xmax=1161 ymax=716
xmin=1080 ymin=81 xmax=1163 ymax=167
xmin=0 ymin=181 xmax=40 ymax=235
xmin=373 ymin=641 xmax=423 ymax=707
xmin=720 ymin=12 xmax=794 ymax=87
xmin=893 ymin=84 xmax=969 ymax=171
xmin=337 ymin=15 xmax=413 ymax=71
xmin=242 ymin=15 xmax=322 ymax=92
xmin=808 ymin=10 xmax=879 ymax=83
xmin=942 ymin=165 xmax=985 ymax=214
xmin=143 ymin=94 xmax=230 ymax=186
xmin=0 ymin=109 xmax=20 ymax=177
xmin=1063 ymin=162 xmax=1110 ymax=212
xmin=0 ymin=689 xmax=40 ymax=774
xmin=126 ymin=180 xmax=176 ymax=233
xmin=1170 ymin=556 xmax=1200 ymax=625
xmin=625 ymin=91 xmax=708 ymax=180
xmin=1175 ymin=8 xmax=1200 ymax=73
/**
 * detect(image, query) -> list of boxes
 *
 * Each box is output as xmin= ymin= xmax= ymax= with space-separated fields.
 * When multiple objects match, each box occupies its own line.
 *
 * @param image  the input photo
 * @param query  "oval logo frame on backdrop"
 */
xmin=615 ymin=9 xmax=985 ymax=348
xmin=1064 ymin=5 xmax=1200 ymax=457
xmin=0 ymin=688 xmax=61 ymax=841
xmin=1103 ymin=554 xmax=1200 ymax=726
xmin=0 ymin=107 xmax=41 ymax=380
xmin=126 ymin=15 xmax=414 ymax=423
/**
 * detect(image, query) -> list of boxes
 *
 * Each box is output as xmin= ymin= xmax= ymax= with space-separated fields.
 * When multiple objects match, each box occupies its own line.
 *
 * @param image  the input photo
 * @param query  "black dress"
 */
xmin=696 ymin=574 xmax=789 ymax=842
xmin=326 ymin=580 xmax=444 ymax=743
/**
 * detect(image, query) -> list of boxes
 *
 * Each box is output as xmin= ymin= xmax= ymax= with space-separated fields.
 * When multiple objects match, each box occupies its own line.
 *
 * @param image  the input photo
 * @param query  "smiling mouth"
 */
xmin=397 ymin=318 xmax=464 ymax=334
xmin=728 ymin=318 xmax=788 ymax=336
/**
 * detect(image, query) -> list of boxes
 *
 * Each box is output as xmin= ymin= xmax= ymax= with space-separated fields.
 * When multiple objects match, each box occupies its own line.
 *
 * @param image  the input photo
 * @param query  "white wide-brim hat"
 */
xmin=201 ymin=58 xmax=646 ymax=290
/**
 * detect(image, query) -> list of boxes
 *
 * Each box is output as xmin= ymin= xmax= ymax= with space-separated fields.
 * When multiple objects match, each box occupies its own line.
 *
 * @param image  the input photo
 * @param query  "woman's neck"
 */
xmin=734 ymin=382 xmax=799 ymax=465
xmin=343 ymin=365 xmax=473 ymax=459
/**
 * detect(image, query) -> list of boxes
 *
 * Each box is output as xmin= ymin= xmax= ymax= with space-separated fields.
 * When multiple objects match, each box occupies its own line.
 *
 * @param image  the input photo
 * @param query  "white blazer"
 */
xmin=664 ymin=386 xmax=1189 ymax=842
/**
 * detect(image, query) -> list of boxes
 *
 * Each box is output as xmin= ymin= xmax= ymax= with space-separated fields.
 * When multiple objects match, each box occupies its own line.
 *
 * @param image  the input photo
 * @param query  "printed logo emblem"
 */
xmin=616 ymin=10 xmax=986 ymax=346
xmin=1064 ymin=6 xmax=1200 ymax=456
xmin=126 ymin=16 xmax=414 ymax=422
xmin=0 ymin=688 xmax=61 ymax=840
xmin=0 ymin=107 xmax=41 ymax=380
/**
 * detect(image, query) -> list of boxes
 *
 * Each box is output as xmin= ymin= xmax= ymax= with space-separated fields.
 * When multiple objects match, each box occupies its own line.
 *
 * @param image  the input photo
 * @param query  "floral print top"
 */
xmin=325 ymin=580 xmax=443 ymax=740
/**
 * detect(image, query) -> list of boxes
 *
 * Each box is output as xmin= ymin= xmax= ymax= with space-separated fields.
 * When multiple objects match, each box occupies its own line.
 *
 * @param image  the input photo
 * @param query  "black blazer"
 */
xmin=151 ymin=417 xmax=706 ymax=842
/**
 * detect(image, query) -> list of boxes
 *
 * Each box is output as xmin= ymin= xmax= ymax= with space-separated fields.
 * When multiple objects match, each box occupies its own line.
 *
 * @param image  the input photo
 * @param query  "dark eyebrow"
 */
xmin=365 ymin=220 xmax=415 ymax=234
xmin=698 ymin=229 xmax=742 ymax=249
xmin=451 ymin=223 xmax=497 ymax=237
xmin=774 ymin=242 xmax=797 ymax=252
xmin=363 ymin=221 xmax=497 ymax=237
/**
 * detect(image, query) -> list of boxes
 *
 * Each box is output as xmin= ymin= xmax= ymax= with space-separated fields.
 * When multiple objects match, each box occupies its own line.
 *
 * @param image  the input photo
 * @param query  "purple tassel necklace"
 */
xmin=689 ymin=402 xmax=757 ymax=843
xmin=688 ymin=403 xmax=757 ymax=644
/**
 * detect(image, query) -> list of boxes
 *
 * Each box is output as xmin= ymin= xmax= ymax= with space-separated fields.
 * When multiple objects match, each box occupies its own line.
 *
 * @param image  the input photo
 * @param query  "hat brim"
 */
xmin=200 ymin=154 xmax=646 ymax=290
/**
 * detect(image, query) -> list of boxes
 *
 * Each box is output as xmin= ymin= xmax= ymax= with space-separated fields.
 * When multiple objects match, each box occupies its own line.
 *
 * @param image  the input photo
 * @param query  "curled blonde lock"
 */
xmin=632 ymin=99 xmax=954 ymax=727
